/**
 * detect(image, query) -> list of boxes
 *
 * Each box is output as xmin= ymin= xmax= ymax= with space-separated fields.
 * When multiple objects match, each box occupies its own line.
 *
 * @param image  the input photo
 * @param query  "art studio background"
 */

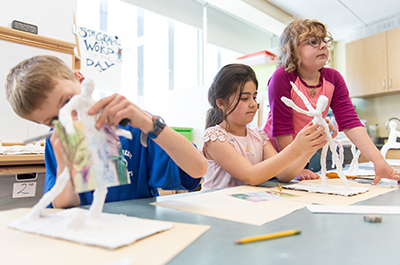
xmin=1 ymin=0 xmax=400 ymax=151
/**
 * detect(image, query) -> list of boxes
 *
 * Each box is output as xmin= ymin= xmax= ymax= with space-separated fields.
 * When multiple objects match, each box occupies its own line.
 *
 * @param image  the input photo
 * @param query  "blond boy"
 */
xmin=6 ymin=55 xmax=207 ymax=208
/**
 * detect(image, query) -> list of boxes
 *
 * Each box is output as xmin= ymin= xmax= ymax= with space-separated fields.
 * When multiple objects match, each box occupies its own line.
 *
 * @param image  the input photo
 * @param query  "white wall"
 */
xmin=0 ymin=0 xmax=75 ymax=142
xmin=0 ymin=0 xmax=74 ymax=43
xmin=144 ymin=86 xmax=209 ymax=149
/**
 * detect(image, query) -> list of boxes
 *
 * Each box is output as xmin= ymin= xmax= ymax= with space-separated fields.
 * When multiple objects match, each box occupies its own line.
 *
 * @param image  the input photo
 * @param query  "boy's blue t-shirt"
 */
xmin=44 ymin=125 xmax=200 ymax=206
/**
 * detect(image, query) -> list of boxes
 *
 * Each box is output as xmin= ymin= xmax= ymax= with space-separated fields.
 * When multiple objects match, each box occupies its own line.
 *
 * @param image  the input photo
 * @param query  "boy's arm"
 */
xmin=89 ymin=93 xmax=207 ymax=179
xmin=152 ymin=126 xmax=206 ymax=179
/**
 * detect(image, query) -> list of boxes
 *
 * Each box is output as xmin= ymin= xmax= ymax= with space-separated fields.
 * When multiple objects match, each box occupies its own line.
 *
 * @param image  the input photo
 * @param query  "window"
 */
xmin=76 ymin=0 xmax=242 ymax=108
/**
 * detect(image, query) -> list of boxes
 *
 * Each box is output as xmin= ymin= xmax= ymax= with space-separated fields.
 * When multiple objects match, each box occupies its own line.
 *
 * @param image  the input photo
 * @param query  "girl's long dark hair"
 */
xmin=205 ymin=64 xmax=258 ymax=130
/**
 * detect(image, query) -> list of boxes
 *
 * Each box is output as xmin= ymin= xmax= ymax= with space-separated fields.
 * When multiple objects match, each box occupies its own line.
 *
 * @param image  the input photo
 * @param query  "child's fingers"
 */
xmin=88 ymin=95 xmax=115 ymax=115
xmin=301 ymin=122 xmax=319 ymax=135
xmin=307 ymin=126 xmax=325 ymax=141
xmin=331 ymin=129 xmax=338 ymax=138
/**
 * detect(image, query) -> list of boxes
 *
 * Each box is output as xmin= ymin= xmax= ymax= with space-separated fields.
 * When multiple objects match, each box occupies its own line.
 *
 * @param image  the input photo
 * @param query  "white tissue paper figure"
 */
xmin=381 ymin=121 xmax=400 ymax=159
xmin=280 ymin=82 xmax=368 ymax=196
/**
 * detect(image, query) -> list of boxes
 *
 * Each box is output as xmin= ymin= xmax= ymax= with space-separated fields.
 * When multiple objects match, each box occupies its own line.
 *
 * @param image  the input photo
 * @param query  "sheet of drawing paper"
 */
xmin=306 ymin=204 xmax=400 ymax=214
xmin=151 ymin=186 xmax=309 ymax=226
xmin=279 ymin=179 xmax=395 ymax=205
xmin=2 ymin=208 xmax=209 ymax=265
xmin=54 ymin=120 xmax=129 ymax=193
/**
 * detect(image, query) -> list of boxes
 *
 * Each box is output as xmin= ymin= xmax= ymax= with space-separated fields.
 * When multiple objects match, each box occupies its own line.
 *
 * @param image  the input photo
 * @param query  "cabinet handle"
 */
xmin=383 ymin=80 xmax=385 ymax=89
xmin=389 ymin=78 xmax=392 ymax=88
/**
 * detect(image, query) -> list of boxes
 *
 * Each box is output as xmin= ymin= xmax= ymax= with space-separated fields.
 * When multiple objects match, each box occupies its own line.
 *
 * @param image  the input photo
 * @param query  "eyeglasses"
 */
xmin=302 ymin=36 xmax=333 ymax=48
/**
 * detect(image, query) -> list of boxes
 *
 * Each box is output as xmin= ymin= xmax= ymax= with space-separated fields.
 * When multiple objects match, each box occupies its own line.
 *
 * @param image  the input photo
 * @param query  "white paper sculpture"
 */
xmin=8 ymin=79 xmax=173 ymax=249
xmin=280 ymin=82 xmax=368 ymax=196
xmin=381 ymin=121 xmax=400 ymax=159
xmin=332 ymin=138 xmax=375 ymax=177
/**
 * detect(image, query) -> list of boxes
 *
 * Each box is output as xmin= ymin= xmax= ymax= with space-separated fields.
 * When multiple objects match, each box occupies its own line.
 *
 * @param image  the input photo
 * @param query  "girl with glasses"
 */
xmin=262 ymin=18 xmax=400 ymax=184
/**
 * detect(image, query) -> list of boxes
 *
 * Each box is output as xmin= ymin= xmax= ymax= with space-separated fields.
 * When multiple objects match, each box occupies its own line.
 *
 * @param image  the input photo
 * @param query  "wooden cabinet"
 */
xmin=387 ymin=27 xmax=400 ymax=92
xmin=346 ymin=27 xmax=400 ymax=97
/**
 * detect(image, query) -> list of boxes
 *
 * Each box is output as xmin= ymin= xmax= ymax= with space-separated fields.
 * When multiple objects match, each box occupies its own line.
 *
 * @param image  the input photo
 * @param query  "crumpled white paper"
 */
xmin=0 ymin=142 xmax=44 ymax=155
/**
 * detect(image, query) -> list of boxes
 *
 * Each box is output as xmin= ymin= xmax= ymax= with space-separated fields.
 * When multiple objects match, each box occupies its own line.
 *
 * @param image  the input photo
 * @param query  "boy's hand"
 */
xmin=88 ymin=93 xmax=152 ymax=132
xmin=293 ymin=122 xmax=327 ymax=154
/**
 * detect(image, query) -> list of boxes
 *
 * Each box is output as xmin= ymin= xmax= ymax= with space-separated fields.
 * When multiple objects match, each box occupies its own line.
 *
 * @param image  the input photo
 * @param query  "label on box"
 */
xmin=13 ymin=182 xmax=37 ymax=198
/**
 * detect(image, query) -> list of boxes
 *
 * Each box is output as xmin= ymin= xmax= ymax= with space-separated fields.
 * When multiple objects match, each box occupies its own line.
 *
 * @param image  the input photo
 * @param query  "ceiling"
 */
xmin=266 ymin=0 xmax=400 ymax=40
xmin=204 ymin=0 xmax=400 ymax=41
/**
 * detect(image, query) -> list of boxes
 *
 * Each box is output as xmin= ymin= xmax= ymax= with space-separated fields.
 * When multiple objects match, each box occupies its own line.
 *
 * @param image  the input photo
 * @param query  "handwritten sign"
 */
xmin=77 ymin=26 xmax=122 ymax=92
xmin=13 ymin=182 xmax=37 ymax=198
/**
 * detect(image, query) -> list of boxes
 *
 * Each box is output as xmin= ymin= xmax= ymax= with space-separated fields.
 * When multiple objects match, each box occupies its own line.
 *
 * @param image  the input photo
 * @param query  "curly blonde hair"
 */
xmin=5 ymin=55 xmax=76 ymax=119
xmin=278 ymin=18 xmax=332 ymax=73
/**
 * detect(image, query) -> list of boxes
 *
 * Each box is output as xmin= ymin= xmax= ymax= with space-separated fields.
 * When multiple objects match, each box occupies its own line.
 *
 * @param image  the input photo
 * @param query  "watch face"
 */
xmin=148 ymin=116 xmax=166 ymax=139
xmin=155 ymin=116 xmax=166 ymax=126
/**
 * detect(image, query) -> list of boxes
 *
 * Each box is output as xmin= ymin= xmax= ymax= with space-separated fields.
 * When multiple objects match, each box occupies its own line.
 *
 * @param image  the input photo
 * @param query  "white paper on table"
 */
xmin=361 ymin=159 xmax=400 ymax=167
xmin=8 ymin=208 xmax=173 ymax=249
xmin=1 ymin=208 xmax=210 ymax=265
xmin=283 ymin=182 xmax=369 ymax=196
xmin=306 ymin=204 xmax=400 ymax=214
xmin=344 ymin=169 xmax=376 ymax=176
xmin=152 ymin=186 xmax=308 ymax=226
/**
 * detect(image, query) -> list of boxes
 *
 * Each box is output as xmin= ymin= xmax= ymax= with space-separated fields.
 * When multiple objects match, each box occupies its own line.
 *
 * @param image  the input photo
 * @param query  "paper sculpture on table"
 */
xmin=8 ymin=79 xmax=173 ymax=249
xmin=280 ymin=82 xmax=369 ymax=196
xmin=381 ymin=121 xmax=400 ymax=159
xmin=332 ymin=138 xmax=375 ymax=177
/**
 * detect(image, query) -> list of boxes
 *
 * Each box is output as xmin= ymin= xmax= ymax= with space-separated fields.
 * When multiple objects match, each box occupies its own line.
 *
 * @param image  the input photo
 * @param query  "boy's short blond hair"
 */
xmin=278 ymin=18 xmax=332 ymax=73
xmin=5 ymin=55 xmax=76 ymax=119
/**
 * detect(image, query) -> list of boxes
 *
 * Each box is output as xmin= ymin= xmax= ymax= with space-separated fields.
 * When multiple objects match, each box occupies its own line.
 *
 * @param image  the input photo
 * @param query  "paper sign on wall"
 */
xmin=76 ymin=26 xmax=122 ymax=93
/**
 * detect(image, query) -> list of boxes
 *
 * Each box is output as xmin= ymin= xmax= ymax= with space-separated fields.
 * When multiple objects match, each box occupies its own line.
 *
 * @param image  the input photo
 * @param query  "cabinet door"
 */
xmin=346 ymin=31 xmax=388 ymax=97
xmin=387 ymin=27 xmax=400 ymax=92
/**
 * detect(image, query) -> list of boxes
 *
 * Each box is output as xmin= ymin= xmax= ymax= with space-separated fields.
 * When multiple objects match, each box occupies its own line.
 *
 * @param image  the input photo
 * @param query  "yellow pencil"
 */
xmin=235 ymin=229 xmax=301 ymax=244
xmin=277 ymin=183 xmax=282 ymax=191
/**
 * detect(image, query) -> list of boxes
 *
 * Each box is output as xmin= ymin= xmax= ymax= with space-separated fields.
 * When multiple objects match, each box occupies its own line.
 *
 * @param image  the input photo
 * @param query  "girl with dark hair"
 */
xmin=201 ymin=63 xmax=327 ymax=190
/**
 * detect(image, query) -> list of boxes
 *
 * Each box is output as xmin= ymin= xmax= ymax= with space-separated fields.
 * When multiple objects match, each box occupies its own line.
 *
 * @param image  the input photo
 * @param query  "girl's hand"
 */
xmin=325 ymin=118 xmax=338 ymax=138
xmin=88 ymin=93 xmax=152 ymax=132
xmin=372 ymin=158 xmax=400 ymax=185
xmin=293 ymin=122 xmax=327 ymax=155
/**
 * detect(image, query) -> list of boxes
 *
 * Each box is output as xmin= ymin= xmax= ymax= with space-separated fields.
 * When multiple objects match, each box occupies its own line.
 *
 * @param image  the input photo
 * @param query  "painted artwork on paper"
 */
xmin=231 ymin=191 xmax=298 ymax=202
xmin=53 ymin=119 xmax=130 ymax=193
